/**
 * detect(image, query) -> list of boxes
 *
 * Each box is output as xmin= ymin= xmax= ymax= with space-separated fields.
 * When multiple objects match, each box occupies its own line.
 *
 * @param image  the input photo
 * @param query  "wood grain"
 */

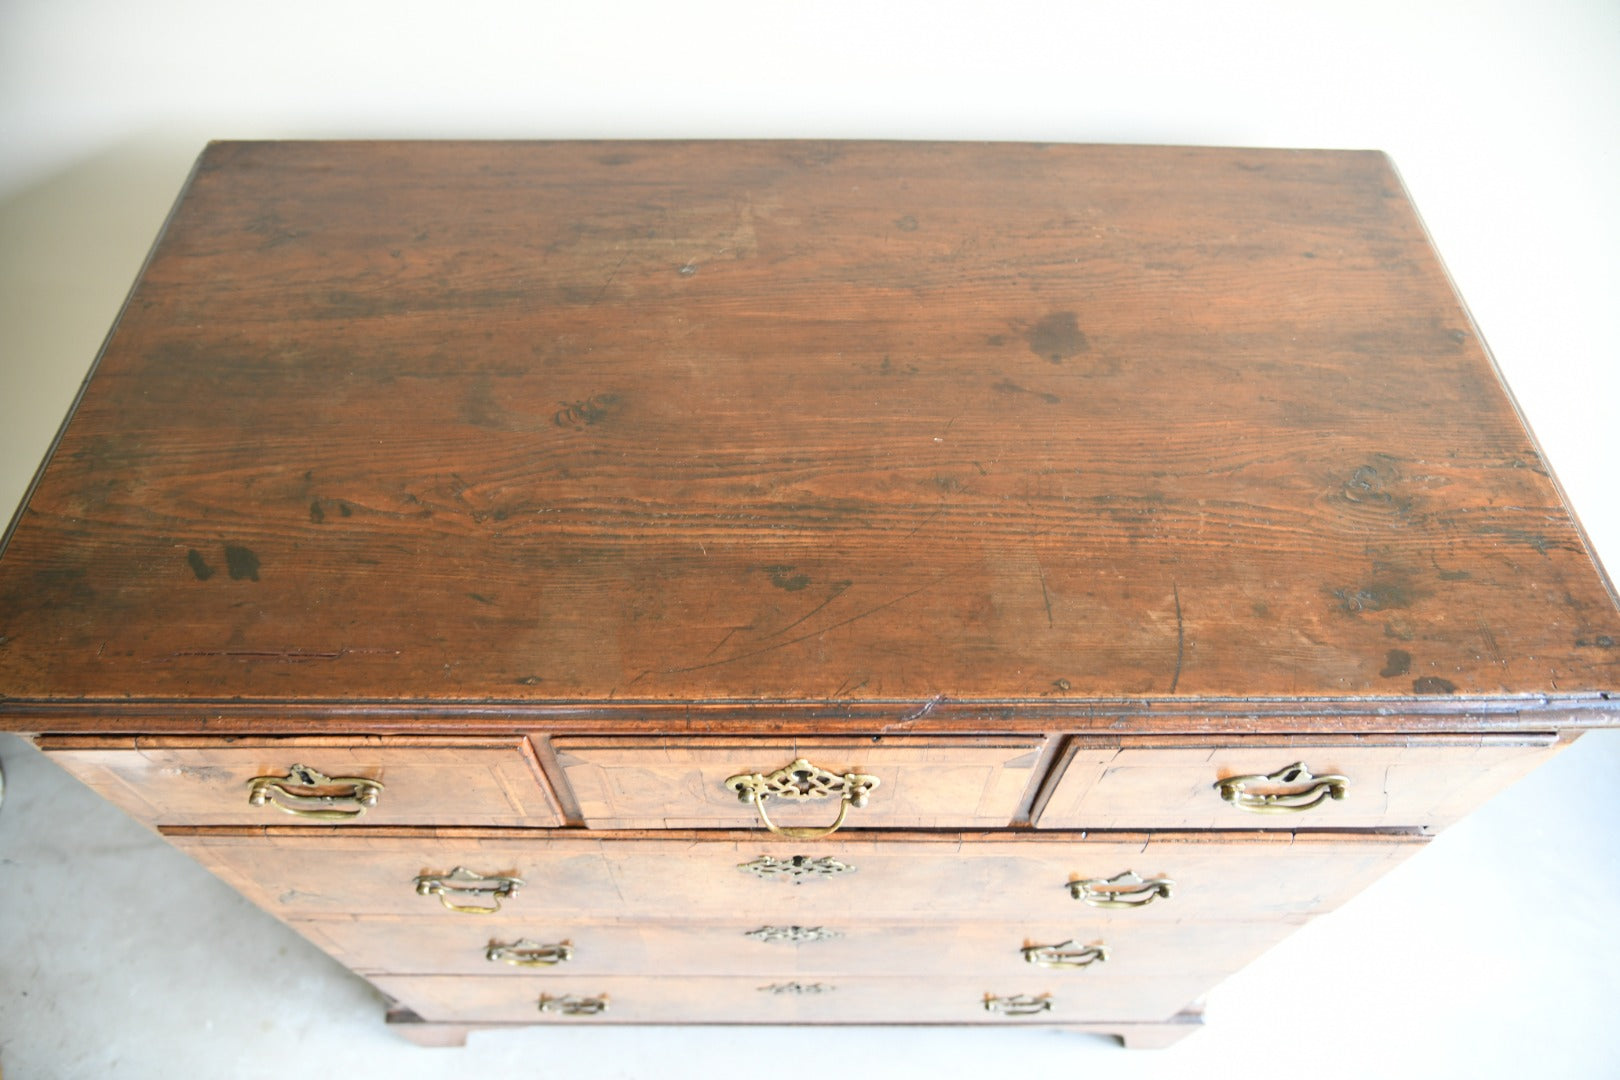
xmin=295 ymin=915 xmax=1308 ymax=979
xmin=0 ymin=141 xmax=1615 ymax=724
xmin=552 ymin=736 xmax=1045 ymax=829
xmin=1034 ymin=732 xmax=1565 ymax=830
xmin=36 ymin=734 xmax=561 ymax=827
xmin=369 ymin=972 xmax=1219 ymax=1025
xmin=166 ymin=829 xmax=1424 ymax=924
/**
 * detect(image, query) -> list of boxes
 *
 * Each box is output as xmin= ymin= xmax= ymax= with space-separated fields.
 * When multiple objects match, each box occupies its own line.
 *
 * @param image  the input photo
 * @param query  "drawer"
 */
xmin=370 ymin=973 xmax=1214 ymax=1025
xmin=297 ymin=915 xmax=1300 ymax=978
xmin=1035 ymin=733 xmax=1563 ymax=830
xmin=551 ymin=736 xmax=1046 ymax=830
xmin=38 ymin=736 xmax=562 ymax=827
xmin=168 ymin=830 xmax=1424 ymax=923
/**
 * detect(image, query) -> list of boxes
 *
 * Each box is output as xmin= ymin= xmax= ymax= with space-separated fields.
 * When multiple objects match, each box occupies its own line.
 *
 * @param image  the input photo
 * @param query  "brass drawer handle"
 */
xmin=486 ymin=939 xmax=573 ymax=967
xmin=984 ymin=993 xmax=1052 ymax=1017
xmin=538 ymin=993 xmax=608 ymax=1016
xmin=413 ymin=866 xmax=525 ymax=913
xmin=1068 ymin=869 xmax=1174 ymax=909
xmin=246 ymin=764 xmax=383 ymax=820
xmin=724 ymin=758 xmax=880 ymax=839
xmin=1022 ymin=940 xmax=1108 ymax=969
xmin=1216 ymin=761 xmax=1348 ymax=814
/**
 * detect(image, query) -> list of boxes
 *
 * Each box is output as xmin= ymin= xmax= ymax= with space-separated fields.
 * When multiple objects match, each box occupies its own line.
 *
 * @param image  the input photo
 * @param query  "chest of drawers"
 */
xmin=1 ymin=140 xmax=1616 ymax=1050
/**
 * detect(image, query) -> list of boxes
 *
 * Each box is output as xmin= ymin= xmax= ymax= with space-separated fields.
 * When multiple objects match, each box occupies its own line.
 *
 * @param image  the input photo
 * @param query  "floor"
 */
xmin=2 ymin=141 xmax=1619 ymax=1079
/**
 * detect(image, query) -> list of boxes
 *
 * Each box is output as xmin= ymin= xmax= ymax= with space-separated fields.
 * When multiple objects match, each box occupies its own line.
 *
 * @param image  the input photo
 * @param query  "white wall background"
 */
xmin=1 ymin=3 xmax=1617 ymax=1078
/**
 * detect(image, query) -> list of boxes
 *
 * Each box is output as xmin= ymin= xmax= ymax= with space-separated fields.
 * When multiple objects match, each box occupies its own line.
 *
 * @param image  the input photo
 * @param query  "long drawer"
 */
xmin=370 ymin=973 xmax=1217 ymax=1025
xmin=167 ymin=830 xmax=1425 ymax=924
xmin=296 ymin=916 xmax=1296 ymax=978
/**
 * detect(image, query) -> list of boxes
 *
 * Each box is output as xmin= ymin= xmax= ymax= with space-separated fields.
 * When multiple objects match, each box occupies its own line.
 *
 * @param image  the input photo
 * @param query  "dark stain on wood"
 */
xmin=223 ymin=546 xmax=260 ymax=582
xmin=309 ymin=500 xmax=325 ymax=524
xmin=1336 ymin=454 xmax=1411 ymax=517
xmin=1333 ymin=577 xmax=1419 ymax=614
xmin=764 ymin=566 xmax=811 ymax=592
xmin=992 ymin=378 xmax=1060 ymax=405
xmin=553 ymin=394 xmax=623 ymax=429
xmin=894 ymin=215 xmax=919 ymax=232
xmin=1474 ymin=526 xmax=1552 ymax=556
xmin=186 ymin=550 xmax=215 ymax=581
xmin=1380 ymin=649 xmax=1412 ymax=678
xmin=1170 ymin=583 xmax=1185 ymax=693
xmin=1026 ymin=311 xmax=1088 ymax=363
xmin=1413 ymin=676 xmax=1458 ymax=695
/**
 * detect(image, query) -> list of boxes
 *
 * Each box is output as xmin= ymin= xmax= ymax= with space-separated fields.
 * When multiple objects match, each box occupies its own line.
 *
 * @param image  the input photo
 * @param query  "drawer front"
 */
xmin=1035 ymin=733 xmax=1563 ymax=830
xmin=552 ymin=737 xmax=1046 ymax=830
xmin=370 ymin=973 xmax=1213 ymax=1025
xmin=297 ymin=915 xmax=1298 ymax=978
xmin=39 ymin=737 xmax=561 ymax=827
xmin=169 ymin=831 xmax=1423 ymax=923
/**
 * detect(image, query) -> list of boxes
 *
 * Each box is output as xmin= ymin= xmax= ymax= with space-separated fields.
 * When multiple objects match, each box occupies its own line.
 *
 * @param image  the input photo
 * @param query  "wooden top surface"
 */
xmin=1 ymin=140 xmax=1616 ymax=724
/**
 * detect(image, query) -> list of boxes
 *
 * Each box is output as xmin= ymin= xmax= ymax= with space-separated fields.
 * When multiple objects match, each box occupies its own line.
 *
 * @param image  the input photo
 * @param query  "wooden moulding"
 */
xmin=382 ymin=1004 xmax=1206 ymax=1050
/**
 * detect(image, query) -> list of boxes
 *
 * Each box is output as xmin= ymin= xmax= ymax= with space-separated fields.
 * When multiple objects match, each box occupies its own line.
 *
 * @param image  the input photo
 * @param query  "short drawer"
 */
xmin=551 ymin=736 xmax=1046 ymax=830
xmin=168 ymin=830 xmax=1423 ymax=924
xmin=38 ymin=736 xmax=562 ymax=827
xmin=297 ymin=915 xmax=1299 ymax=979
xmin=1034 ymin=733 xmax=1564 ymax=830
xmin=370 ymin=972 xmax=1212 ymax=1025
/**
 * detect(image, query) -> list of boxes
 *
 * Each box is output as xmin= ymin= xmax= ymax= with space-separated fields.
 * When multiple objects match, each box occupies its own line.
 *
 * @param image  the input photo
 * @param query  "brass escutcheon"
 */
xmin=743 ymin=925 xmax=842 ymax=944
xmin=759 ymin=982 xmax=836 ymax=995
xmin=737 ymin=854 xmax=856 ymax=881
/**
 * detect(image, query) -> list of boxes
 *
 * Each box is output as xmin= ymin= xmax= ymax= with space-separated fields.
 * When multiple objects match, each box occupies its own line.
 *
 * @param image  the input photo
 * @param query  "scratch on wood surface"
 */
xmin=591 ymin=253 xmax=628 ymax=306
xmin=760 ymin=580 xmax=853 ymax=641
xmin=1037 ymin=562 xmax=1054 ymax=628
xmin=661 ymin=577 xmax=945 ymax=675
xmin=704 ymin=626 xmax=744 ymax=658
xmin=1170 ymin=583 xmax=1184 ymax=693
xmin=831 ymin=674 xmax=871 ymax=698
xmin=903 ymin=505 xmax=946 ymax=540
xmin=899 ymin=693 xmax=946 ymax=722
xmin=146 ymin=647 xmax=400 ymax=664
